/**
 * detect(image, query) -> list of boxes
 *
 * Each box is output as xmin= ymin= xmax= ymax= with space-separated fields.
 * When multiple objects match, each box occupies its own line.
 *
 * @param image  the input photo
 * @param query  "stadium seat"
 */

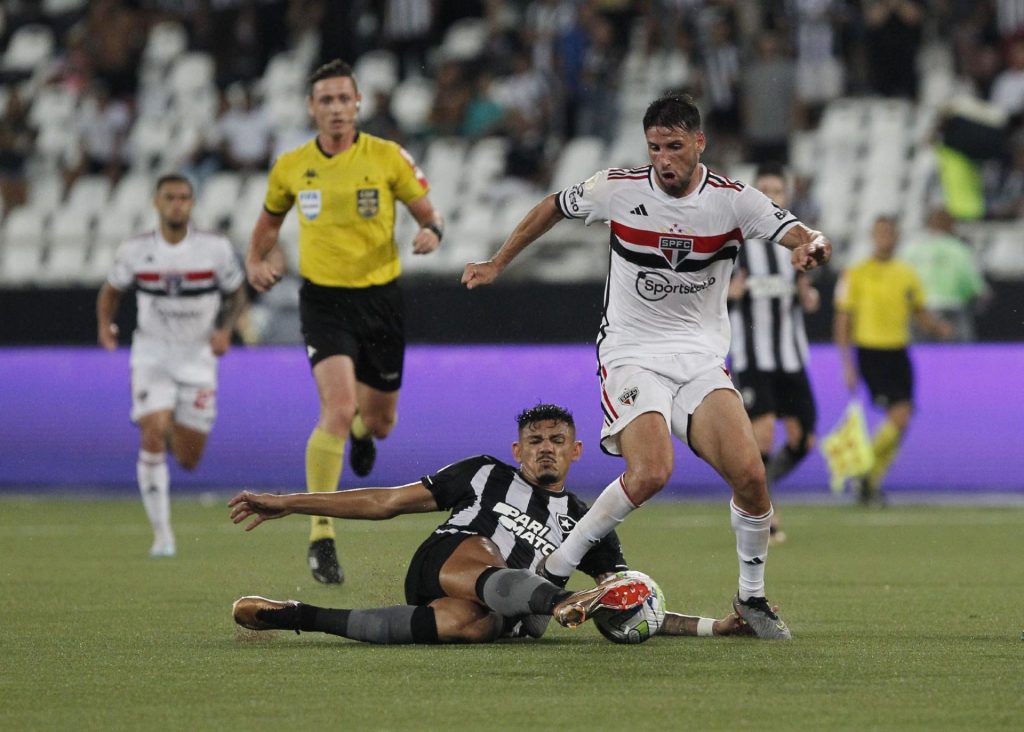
xmin=143 ymin=21 xmax=188 ymax=71
xmin=353 ymin=50 xmax=399 ymax=95
xmin=1 ymin=24 xmax=55 ymax=72
xmin=127 ymin=118 xmax=174 ymax=171
xmin=40 ymin=208 xmax=92 ymax=285
xmin=229 ymin=175 xmax=268 ymax=251
xmin=440 ymin=18 xmax=488 ymax=61
xmin=261 ymin=53 xmax=306 ymax=97
xmin=195 ymin=172 xmax=243 ymax=231
xmin=34 ymin=122 xmax=79 ymax=171
xmin=27 ymin=85 xmax=78 ymax=130
xmin=109 ymin=172 xmax=155 ymax=222
xmin=66 ymin=176 xmax=111 ymax=218
xmin=26 ymin=174 xmax=65 ymax=217
xmin=0 ymin=208 xmax=48 ymax=286
xmin=390 ymin=77 xmax=435 ymax=135
xmin=423 ymin=137 xmax=467 ymax=217
xmin=168 ymin=53 xmax=216 ymax=100
xmin=550 ymin=137 xmax=605 ymax=193
xmin=462 ymin=137 xmax=508 ymax=200
xmin=983 ymin=228 xmax=1024 ymax=279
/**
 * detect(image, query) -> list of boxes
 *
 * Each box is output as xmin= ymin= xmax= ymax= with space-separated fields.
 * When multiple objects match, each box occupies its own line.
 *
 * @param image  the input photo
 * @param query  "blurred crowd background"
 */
xmin=0 ymin=0 xmax=1022 ymax=342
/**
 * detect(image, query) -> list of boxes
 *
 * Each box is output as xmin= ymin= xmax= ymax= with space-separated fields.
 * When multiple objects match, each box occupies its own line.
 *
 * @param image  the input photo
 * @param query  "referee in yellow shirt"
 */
xmin=246 ymin=59 xmax=444 ymax=584
xmin=833 ymin=215 xmax=951 ymax=504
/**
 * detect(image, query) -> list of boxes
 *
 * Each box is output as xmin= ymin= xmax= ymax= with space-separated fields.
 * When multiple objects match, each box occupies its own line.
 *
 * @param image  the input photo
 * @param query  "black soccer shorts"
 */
xmin=403 ymin=531 xmax=476 ymax=606
xmin=734 ymin=368 xmax=817 ymax=433
xmin=856 ymin=347 xmax=914 ymax=409
xmin=299 ymin=279 xmax=405 ymax=392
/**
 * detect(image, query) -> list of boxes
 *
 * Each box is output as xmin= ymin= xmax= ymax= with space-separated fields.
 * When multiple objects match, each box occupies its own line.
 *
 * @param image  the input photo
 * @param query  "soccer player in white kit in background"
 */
xmin=463 ymin=94 xmax=831 ymax=639
xmin=97 ymin=174 xmax=247 ymax=557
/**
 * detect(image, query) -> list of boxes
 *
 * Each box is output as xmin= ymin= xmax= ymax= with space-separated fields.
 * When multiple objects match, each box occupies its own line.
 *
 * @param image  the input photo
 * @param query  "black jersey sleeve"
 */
xmin=420 ymin=455 xmax=495 ymax=510
xmin=566 ymin=493 xmax=629 ymax=578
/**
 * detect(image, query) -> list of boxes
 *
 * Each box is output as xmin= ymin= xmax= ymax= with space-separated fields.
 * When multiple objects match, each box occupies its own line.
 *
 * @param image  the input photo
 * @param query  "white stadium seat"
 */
xmin=1 ymin=24 xmax=55 ymax=72
xmin=39 ymin=208 xmax=91 ymax=285
xmin=353 ymin=50 xmax=399 ymax=95
xmin=423 ymin=137 xmax=467 ymax=217
xmin=109 ymin=173 xmax=155 ymax=221
xmin=195 ymin=172 xmax=243 ymax=231
xmin=0 ymin=208 xmax=48 ymax=285
xmin=390 ymin=77 xmax=435 ymax=135
xmin=143 ymin=21 xmax=188 ymax=70
xmin=66 ymin=175 xmax=111 ymax=217
xmin=550 ymin=137 xmax=605 ymax=193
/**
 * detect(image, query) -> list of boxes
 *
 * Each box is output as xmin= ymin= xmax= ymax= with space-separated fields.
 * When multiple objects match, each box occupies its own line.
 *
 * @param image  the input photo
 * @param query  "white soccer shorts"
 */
xmin=598 ymin=354 xmax=739 ymax=455
xmin=130 ymin=340 xmax=218 ymax=433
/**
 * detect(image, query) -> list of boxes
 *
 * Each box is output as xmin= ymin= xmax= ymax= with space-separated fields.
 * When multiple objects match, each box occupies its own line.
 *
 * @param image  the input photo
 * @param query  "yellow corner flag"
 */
xmin=820 ymin=401 xmax=875 ymax=494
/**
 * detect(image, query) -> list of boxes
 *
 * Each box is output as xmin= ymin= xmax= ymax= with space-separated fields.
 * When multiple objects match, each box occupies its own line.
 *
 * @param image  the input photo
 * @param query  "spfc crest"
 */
xmin=618 ymin=386 xmax=638 ymax=406
xmin=658 ymin=235 xmax=693 ymax=268
xmin=164 ymin=273 xmax=183 ymax=296
xmin=555 ymin=514 xmax=577 ymax=534
xmin=357 ymin=188 xmax=379 ymax=218
xmin=298 ymin=189 xmax=322 ymax=220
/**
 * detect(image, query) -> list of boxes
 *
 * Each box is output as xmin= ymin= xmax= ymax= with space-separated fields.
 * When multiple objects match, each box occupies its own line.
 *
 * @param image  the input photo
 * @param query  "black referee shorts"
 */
xmin=857 ymin=347 xmax=914 ymax=409
xmin=734 ymin=368 xmax=817 ymax=434
xmin=299 ymin=279 xmax=405 ymax=392
xmin=403 ymin=531 xmax=476 ymax=606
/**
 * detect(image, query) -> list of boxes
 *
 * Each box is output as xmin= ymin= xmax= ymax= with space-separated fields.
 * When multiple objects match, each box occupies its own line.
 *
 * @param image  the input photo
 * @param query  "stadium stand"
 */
xmin=0 ymin=1 xmax=1020 ymax=327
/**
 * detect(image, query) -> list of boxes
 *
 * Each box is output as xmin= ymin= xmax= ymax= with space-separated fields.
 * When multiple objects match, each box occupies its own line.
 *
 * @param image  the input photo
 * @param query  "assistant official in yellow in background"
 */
xmin=246 ymin=59 xmax=444 ymax=584
xmin=833 ymin=215 xmax=951 ymax=505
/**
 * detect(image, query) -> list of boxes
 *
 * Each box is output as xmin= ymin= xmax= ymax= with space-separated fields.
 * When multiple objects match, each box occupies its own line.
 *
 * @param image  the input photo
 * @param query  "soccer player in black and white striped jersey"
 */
xmin=228 ymin=405 xmax=753 ymax=643
xmin=727 ymin=164 xmax=821 ymax=544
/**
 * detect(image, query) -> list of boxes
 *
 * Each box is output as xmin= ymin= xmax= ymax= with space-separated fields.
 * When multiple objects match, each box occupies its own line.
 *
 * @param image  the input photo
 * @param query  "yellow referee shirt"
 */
xmin=835 ymin=258 xmax=925 ymax=349
xmin=264 ymin=132 xmax=429 ymax=287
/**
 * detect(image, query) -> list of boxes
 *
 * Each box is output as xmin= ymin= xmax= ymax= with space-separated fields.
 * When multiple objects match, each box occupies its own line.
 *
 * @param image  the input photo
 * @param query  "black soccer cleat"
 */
xmin=349 ymin=434 xmax=377 ymax=477
xmin=308 ymin=537 xmax=344 ymax=584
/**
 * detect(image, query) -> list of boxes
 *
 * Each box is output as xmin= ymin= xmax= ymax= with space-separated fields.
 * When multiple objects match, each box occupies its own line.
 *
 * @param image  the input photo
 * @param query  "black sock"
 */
xmin=766 ymin=444 xmax=806 ymax=485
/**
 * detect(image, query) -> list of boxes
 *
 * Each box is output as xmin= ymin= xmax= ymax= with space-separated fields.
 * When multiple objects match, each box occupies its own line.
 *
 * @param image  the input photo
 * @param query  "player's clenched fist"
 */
xmin=461 ymin=260 xmax=500 ymax=289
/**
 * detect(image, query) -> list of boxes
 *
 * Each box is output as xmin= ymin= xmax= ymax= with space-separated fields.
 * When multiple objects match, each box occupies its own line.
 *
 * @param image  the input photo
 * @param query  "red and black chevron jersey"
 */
xmin=555 ymin=164 xmax=799 ymax=364
xmin=108 ymin=227 xmax=244 ymax=345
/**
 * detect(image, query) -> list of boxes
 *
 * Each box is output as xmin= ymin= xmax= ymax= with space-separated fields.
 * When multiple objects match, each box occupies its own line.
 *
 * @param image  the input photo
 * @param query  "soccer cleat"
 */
xmin=349 ymin=434 xmax=377 ymax=477
xmin=732 ymin=593 xmax=792 ymax=640
xmin=769 ymin=524 xmax=787 ymax=546
xmin=149 ymin=539 xmax=176 ymax=558
xmin=553 ymin=576 xmax=652 ymax=629
xmin=232 ymin=596 xmax=301 ymax=633
xmin=308 ymin=537 xmax=345 ymax=584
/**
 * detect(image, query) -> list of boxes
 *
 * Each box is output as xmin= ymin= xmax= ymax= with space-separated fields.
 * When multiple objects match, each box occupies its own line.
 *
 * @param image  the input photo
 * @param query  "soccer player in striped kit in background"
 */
xmin=245 ymin=60 xmax=444 ymax=585
xmin=464 ymin=93 xmax=832 ymax=639
xmin=97 ymin=174 xmax=247 ymax=557
xmin=727 ymin=163 xmax=821 ymax=544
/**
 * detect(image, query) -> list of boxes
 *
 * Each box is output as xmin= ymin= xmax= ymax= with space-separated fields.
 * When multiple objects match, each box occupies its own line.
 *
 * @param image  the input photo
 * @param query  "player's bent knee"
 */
xmin=627 ymin=464 xmax=672 ymax=502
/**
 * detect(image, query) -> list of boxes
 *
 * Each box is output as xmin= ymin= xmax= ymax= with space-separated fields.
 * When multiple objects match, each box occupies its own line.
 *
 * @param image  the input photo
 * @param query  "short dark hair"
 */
xmin=155 ymin=173 xmax=193 ymax=196
xmin=516 ymin=404 xmax=575 ymax=432
xmin=308 ymin=59 xmax=357 ymax=94
xmin=755 ymin=162 xmax=786 ymax=180
xmin=643 ymin=93 xmax=702 ymax=132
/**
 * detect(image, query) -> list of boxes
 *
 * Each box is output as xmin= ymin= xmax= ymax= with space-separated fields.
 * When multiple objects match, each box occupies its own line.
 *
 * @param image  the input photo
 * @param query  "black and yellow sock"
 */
xmin=306 ymin=427 xmax=345 ymax=542
xmin=868 ymin=419 xmax=902 ymax=489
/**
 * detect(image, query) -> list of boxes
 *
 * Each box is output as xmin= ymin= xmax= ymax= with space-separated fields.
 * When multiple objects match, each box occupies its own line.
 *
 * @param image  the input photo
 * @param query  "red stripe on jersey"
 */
xmin=136 ymin=271 xmax=215 ymax=281
xmin=602 ymin=387 xmax=619 ymax=420
xmin=706 ymin=171 xmax=742 ymax=191
xmin=607 ymin=173 xmax=649 ymax=180
xmin=136 ymin=273 xmax=160 ymax=282
xmin=611 ymin=221 xmax=743 ymax=253
xmin=185 ymin=270 xmax=215 ymax=281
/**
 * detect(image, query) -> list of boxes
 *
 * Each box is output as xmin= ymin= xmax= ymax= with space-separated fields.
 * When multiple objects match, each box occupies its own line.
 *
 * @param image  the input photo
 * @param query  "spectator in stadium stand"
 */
xmin=727 ymin=164 xmax=821 ymax=545
xmin=96 ymin=174 xmax=248 ymax=558
xmin=228 ymin=404 xmax=756 ymax=644
xmin=462 ymin=93 xmax=833 ymax=640
xmin=213 ymin=84 xmax=272 ymax=173
xmin=0 ymin=88 xmax=32 ymax=214
xmin=864 ymin=0 xmax=925 ymax=99
xmin=740 ymin=33 xmax=797 ymax=164
xmin=833 ymin=215 xmax=953 ymax=505
xmin=245 ymin=59 xmax=444 ymax=587
xmin=899 ymin=207 xmax=990 ymax=342
xmin=72 ymin=81 xmax=131 ymax=186
xmin=989 ymin=36 xmax=1024 ymax=123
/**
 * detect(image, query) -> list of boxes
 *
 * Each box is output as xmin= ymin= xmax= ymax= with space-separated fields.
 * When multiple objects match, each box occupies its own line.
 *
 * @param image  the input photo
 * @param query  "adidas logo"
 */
xmin=629 ymin=204 xmax=649 ymax=216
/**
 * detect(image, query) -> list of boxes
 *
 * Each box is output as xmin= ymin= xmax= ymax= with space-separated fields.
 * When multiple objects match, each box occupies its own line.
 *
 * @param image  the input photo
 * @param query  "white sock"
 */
xmin=545 ymin=476 xmax=638 ymax=578
xmin=731 ymin=500 xmax=772 ymax=600
xmin=137 ymin=450 xmax=172 ymax=545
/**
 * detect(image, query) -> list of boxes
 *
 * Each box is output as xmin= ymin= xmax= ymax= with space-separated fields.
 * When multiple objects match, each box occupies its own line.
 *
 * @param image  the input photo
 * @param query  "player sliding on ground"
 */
xmin=228 ymin=405 xmax=753 ymax=643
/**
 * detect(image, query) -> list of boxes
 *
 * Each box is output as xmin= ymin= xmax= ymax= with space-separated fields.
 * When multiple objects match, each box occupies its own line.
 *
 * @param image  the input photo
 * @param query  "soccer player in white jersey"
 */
xmin=97 ymin=174 xmax=247 ymax=557
xmin=727 ymin=163 xmax=821 ymax=545
xmin=462 ymin=93 xmax=832 ymax=639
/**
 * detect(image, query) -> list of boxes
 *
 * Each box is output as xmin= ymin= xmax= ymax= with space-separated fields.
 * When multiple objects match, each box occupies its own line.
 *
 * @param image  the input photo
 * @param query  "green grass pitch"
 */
xmin=2 ymin=496 xmax=1021 ymax=731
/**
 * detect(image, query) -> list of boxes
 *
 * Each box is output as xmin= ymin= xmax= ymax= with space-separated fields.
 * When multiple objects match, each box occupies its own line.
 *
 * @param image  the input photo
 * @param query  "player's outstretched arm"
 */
xmin=660 ymin=611 xmax=755 ymax=637
xmin=780 ymin=223 xmax=832 ymax=272
xmin=462 ymin=194 xmax=565 ymax=289
xmin=228 ymin=482 xmax=440 ymax=531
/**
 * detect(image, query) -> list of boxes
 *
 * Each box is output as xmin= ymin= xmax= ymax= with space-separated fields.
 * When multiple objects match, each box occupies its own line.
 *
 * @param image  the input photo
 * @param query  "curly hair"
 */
xmin=516 ymin=404 xmax=575 ymax=431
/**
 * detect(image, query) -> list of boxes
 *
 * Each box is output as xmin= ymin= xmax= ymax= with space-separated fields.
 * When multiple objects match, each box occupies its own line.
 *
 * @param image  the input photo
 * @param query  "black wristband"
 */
xmin=423 ymin=222 xmax=443 ymax=241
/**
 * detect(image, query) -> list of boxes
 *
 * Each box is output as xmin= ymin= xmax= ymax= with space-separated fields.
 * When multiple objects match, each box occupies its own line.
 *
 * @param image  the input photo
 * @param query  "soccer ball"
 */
xmin=594 ymin=570 xmax=666 ymax=644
